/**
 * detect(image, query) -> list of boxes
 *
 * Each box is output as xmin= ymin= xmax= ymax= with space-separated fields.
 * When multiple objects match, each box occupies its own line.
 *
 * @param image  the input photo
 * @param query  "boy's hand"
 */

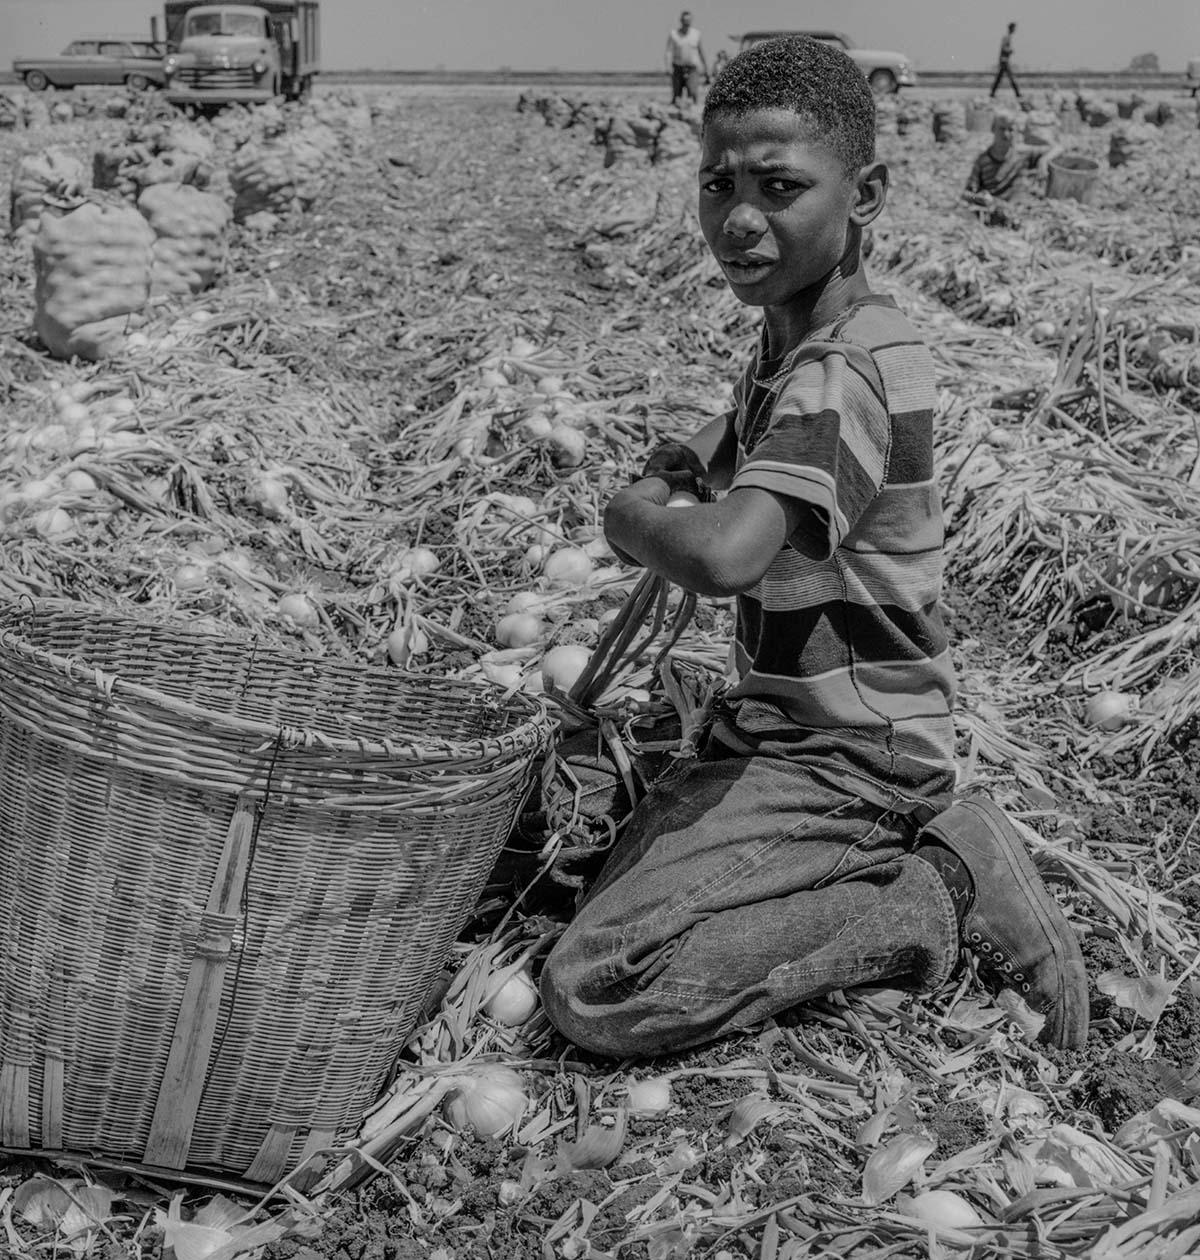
xmin=639 ymin=442 xmax=709 ymax=498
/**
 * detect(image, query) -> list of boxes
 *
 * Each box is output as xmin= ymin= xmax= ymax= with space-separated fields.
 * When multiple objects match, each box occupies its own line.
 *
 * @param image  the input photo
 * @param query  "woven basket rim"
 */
xmin=0 ymin=601 xmax=555 ymax=765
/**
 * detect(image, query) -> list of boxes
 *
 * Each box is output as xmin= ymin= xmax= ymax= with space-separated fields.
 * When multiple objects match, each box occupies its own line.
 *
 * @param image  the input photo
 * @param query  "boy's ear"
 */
xmin=850 ymin=160 xmax=889 ymax=227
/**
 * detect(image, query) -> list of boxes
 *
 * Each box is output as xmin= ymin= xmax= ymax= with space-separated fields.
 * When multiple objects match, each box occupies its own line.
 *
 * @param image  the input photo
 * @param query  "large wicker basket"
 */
xmin=0 ymin=602 xmax=553 ymax=1183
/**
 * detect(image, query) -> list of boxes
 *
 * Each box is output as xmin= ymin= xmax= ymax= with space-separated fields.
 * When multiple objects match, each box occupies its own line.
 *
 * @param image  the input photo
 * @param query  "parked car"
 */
xmin=734 ymin=30 xmax=916 ymax=94
xmin=13 ymin=39 xmax=167 ymax=92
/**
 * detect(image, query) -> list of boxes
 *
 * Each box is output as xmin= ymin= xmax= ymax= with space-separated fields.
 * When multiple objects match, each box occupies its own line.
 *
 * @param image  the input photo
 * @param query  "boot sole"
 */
xmin=922 ymin=797 xmax=1089 ymax=1049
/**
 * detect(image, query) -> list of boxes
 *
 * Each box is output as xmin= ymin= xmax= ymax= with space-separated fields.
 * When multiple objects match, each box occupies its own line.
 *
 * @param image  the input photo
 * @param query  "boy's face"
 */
xmin=698 ymin=108 xmax=874 ymax=309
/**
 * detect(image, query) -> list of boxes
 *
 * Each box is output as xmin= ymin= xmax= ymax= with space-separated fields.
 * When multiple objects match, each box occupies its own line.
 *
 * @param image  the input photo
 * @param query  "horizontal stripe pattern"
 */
xmin=720 ymin=296 xmax=955 ymax=788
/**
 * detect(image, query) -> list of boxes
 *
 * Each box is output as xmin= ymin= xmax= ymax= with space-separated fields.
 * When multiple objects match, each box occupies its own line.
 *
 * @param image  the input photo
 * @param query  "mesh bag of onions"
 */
xmin=137 ymin=183 xmax=231 ymax=296
xmin=93 ymin=122 xmax=216 ymax=201
xmin=229 ymin=136 xmax=332 ymax=222
xmin=9 ymin=147 xmax=87 ymax=239
xmin=33 ymin=198 xmax=154 ymax=360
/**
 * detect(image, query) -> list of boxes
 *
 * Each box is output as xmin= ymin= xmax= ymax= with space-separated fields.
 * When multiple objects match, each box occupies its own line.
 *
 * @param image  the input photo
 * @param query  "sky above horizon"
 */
xmin=4 ymin=0 xmax=1199 ymax=74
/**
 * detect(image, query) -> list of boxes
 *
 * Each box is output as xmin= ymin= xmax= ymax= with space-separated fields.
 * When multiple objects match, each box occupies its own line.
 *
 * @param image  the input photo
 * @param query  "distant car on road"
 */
xmin=13 ymin=39 xmax=167 ymax=92
xmin=734 ymin=30 xmax=916 ymax=94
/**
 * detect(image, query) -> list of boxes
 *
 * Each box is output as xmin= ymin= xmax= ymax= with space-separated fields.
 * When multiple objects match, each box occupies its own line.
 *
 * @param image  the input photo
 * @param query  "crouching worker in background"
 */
xmin=540 ymin=37 xmax=1088 ymax=1058
xmin=963 ymin=111 xmax=1058 ymax=227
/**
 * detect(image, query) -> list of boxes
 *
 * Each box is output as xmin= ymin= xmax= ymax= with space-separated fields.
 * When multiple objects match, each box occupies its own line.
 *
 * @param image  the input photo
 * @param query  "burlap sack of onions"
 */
xmin=9 ymin=147 xmax=87 ymax=240
xmin=137 ymin=182 xmax=231 ymax=296
xmin=229 ymin=136 xmax=331 ymax=222
xmin=33 ymin=196 xmax=154 ymax=360
xmin=94 ymin=122 xmax=215 ymax=201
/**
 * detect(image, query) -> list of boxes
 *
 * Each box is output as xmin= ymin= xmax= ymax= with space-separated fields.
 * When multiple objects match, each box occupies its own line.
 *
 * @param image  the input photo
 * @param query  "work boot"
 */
xmin=916 ymin=796 xmax=1089 ymax=1050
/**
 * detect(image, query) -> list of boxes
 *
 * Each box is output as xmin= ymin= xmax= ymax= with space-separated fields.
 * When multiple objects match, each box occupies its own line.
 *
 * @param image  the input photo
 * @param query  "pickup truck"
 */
xmin=13 ymin=39 xmax=166 ymax=91
xmin=734 ymin=30 xmax=916 ymax=94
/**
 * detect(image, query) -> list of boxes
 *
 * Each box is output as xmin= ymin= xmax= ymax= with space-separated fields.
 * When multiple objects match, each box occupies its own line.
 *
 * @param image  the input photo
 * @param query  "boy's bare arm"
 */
xmin=604 ymin=481 xmax=803 ymax=597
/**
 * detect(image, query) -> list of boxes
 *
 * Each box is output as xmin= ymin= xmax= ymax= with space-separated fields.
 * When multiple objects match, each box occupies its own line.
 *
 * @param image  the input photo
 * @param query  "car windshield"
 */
xmin=185 ymin=12 xmax=264 ymax=36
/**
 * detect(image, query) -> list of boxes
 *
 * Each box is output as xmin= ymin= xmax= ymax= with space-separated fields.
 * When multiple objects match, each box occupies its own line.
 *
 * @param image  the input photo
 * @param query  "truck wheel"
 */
xmin=868 ymin=68 xmax=898 ymax=96
xmin=24 ymin=70 xmax=49 ymax=92
xmin=126 ymin=73 xmax=150 ymax=91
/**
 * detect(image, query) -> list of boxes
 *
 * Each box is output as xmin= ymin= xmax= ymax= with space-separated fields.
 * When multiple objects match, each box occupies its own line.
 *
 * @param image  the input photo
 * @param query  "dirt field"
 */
xmin=3 ymin=80 xmax=1200 ymax=1259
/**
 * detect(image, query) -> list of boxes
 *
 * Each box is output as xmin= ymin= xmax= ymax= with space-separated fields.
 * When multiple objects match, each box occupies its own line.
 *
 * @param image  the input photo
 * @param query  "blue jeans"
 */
xmin=540 ymin=750 xmax=959 ymax=1056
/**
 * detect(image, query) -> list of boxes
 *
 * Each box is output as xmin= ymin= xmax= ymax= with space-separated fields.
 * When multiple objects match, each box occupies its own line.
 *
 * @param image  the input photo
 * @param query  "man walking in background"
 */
xmin=990 ymin=22 xmax=1021 ymax=98
xmin=665 ymin=10 xmax=708 ymax=105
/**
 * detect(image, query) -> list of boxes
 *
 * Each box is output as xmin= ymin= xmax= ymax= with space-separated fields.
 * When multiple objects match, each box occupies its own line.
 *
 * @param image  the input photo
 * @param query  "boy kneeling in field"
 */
xmin=540 ymin=37 xmax=1088 ymax=1055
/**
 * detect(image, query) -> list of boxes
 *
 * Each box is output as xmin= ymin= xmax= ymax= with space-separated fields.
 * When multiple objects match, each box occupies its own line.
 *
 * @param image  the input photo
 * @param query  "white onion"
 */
xmin=905 ymin=1189 xmax=984 ymax=1229
xmin=540 ymin=644 xmax=592 ymax=693
xmin=62 ymin=470 xmax=98 ymax=494
xmin=387 ymin=621 xmax=428 ymax=664
xmin=519 ymin=412 xmax=554 ymax=443
xmin=479 ymin=367 xmax=509 ymax=390
xmin=547 ymin=424 xmax=586 ymax=468
xmin=17 ymin=477 xmax=56 ymax=502
xmin=56 ymin=399 xmax=90 ymax=426
xmin=444 ymin=1066 xmax=528 ymax=1137
xmin=543 ymin=547 xmax=593 ymax=588
xmin=666 ymin=490 xmax=700 ymax=508
xmin=481 ymin=660 xmax=525 ymax=689
xmin=535 ymin=374 xmax=565 ymax=397
xmin=505 ymin=591 xmax=545 ymax=616
xmin=400 ymin=545 xmax=440 ymax=577
xmin=524 ymin=543 xmax=549 ymax=570
xmin=496 ymin=611 xmax=544 ymax=649
xmin=250 ymin=474 xmax=289 ymax=520
xmin=509 ymin=336 xmax=539 ymax=359
xmin=625 ymin=1077 xmax=672 ymax=1116
xmin=483 ymin=967 xmax=539 ymax=1025
xmin=1084 ymin=690 xmax=1135 ymax=732
xmin=174 ymin=563 xmax=208 ymax=591
xmin=277 ymin=592 xmax=319 ymax=627
xmin=31 ymin=507 xmax=73 ymax=539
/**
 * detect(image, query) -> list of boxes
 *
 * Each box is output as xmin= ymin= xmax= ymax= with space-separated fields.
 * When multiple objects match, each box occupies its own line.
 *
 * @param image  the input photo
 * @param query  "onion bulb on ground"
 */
xmin=482 ymin=966 xmax=539 ymax=1025
xmin=495 ymin=611 xmax=544 ymax=649
xmin=547 ymin=424 xmax=586 ymax=468
xmin=444 ymin=1066 xmax=528 ymax=1137
xmin=398 ymin=545 xmax=440 ymax=578
xmin=519 ymin=412 xmax=554 ymax=443
xmin=386 ymin=620 xmax=429 ymax=665
xmin=174 ymin=563 xmax=208 ymax=591
xmin=1084 ymin=690 xmax=1135 ymax=732
xmin=505 ymin=591 xmax=545 ymax=616
xmin=277 ymin=592 xmax=319 ymax=628
xmin=666 ymin=490 xmax=700 ymax=508
xmin=900 ymin=1189 xmax=985 ymax=1230
xmin=625 ymin=1077 xmax=672 ymax=1116
xmin=62 ymin=469 xmax=98 ymax=493
xmin=481 ymin=659 xmax=525 ymax=690
xmin=249 ymin=473 xmax=289 ymax=519
xmin=540 ymin=643 xmax=592 ymax=693
xmin=543 ymin=547 xmax=593 ymax=588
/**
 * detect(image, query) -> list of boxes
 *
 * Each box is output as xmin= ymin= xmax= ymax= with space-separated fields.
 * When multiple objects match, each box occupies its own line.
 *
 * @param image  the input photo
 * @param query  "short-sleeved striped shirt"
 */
xmin=711 ymin=296 xmax=957 ymax=798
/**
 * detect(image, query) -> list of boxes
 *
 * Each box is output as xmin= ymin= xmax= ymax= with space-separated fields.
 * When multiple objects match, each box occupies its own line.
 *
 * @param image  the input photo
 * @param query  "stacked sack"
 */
xmin=1022 ymin=109 xmax=1060 ymax=148
xmin=932 ymin=101 xmax=967 ymax=144
xmin=93 ymin=121 xmax=216 ymax=201
xmin=228 ymin=132 xmax=331 ymax=223
xmin=0 ymin=94 xmax=22 ymax=131
xmin=875 ymin=96 xmax=899 ymax=138
xmin=33 ymin=197 xmax=154 ymax=360
xmin=137 ymin=183 xmax=231 ymax=296
xmin=9 ymin=148 xmax=87 ymax=240
xmin=897 ymin=97 xmax=932 ymax=139
xmin=1108 ymin=122 xmax=1154 ymax=167
xmin=596 ymin=112 xmax=662 ymax=168
xmin=654 ymin=119 xmax=696 ymax=163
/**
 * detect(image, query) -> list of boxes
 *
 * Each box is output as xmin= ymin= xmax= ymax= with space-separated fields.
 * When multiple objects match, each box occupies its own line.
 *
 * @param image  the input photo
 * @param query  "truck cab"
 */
xmin=162 ymin=0 xmax=318 ymax=107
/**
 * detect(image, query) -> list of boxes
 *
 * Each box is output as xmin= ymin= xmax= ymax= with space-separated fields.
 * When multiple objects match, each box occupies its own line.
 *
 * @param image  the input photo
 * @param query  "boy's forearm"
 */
xmin=685 ymin=412 xmax=737 ymax=490
xmin=604 ymin=482 xmax=732 ymax=595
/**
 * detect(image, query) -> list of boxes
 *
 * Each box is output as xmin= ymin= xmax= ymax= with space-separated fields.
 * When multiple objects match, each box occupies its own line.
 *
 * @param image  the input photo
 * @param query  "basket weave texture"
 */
xmin=0 ymin=602 xmax=553 ymax=1181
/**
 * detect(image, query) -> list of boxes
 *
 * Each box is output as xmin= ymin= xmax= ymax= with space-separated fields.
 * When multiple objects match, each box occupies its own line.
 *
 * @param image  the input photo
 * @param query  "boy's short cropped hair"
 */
xmin=701 ymin=35 xmax=876 ymax=176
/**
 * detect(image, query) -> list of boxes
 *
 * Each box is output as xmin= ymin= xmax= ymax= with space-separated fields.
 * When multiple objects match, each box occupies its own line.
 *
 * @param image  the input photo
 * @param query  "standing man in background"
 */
xmin=665 ymin=10 xmax=708 ymax=106
xmin=990 ymin=22 xmax=1021 ymax=99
